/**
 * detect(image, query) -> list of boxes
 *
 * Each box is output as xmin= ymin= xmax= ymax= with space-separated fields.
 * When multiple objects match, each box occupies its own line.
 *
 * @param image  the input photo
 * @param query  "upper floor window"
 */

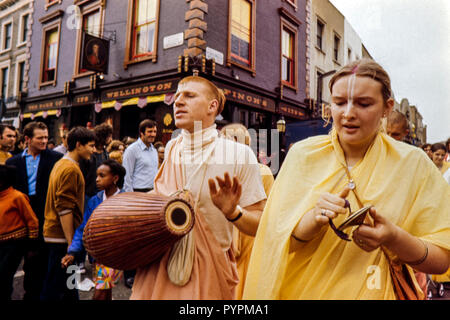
xmin=281 ymin=27 xmax=296 ymax=88
xmin=132 ymin=0 xmax=157 ymax=58
xmin=39 ymin=20 xmax=61 ymax=87
xmin=18 ymin=61 xmax=25 ymax=93
xmin=2 ymin=22 xmax=12 ymax=51
xmin=75 ymin=6 xmax=102 ymax=76
xmin=334 ymin=34 xmax=340 ymax=62
xmin=124 ymin=0 xmax=160 ymax=67
xmin=43 ymin=29 xmax=58 ymax=83
xmin=20 ymin=14 xmax=30 ymax=44
xmin=228 ymin=0 xmax=256 ymax=75
xmin=347 ymin=47 xmax=352 ymax=62
xmin=316 ymin=19 xmax=324 ymax=51
xmin=1 ymin=66 xmax=9 ymax=98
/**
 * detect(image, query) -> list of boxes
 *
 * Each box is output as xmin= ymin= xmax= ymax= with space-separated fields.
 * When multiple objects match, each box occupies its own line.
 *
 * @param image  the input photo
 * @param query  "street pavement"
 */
xmin=11 ymin=258 xmax=450 ymax=300
xmin=12 ymin=257 xmax=132 ymax=300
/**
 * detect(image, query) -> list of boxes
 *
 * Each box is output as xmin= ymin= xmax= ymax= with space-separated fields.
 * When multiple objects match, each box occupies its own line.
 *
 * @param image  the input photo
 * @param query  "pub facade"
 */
xmin=23 ymin=0 xmax=310 ymax=146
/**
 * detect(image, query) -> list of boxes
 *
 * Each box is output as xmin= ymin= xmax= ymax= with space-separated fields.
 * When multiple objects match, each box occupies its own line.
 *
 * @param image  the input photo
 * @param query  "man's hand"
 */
xmin=208 ymin=172 xmax=242 ymax=219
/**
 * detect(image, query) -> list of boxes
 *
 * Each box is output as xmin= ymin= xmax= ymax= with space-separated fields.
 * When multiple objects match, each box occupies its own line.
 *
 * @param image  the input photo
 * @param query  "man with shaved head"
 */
xmin=386 ymin=110 xmax=409 ymax=142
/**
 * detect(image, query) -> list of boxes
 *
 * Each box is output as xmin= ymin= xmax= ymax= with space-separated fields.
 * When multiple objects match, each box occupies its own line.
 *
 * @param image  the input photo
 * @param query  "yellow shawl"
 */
xmin=243 ymin=129 xmax=450 ymax=300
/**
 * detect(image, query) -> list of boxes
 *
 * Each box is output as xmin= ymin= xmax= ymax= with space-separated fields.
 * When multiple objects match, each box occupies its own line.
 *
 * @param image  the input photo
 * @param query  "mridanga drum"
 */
xmin=83 ymin=192 xmax=195 ymax=270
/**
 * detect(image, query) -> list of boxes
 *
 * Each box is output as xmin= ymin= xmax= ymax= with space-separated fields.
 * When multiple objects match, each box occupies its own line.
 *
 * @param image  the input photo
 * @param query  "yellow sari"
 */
xmin=244 ymin=129 xmax=450 ymax=300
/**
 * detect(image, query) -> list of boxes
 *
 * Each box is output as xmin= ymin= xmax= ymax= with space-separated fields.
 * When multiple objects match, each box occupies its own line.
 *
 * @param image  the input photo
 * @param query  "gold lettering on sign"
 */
xmin=103 ymin=81 xmax=174 ymax=100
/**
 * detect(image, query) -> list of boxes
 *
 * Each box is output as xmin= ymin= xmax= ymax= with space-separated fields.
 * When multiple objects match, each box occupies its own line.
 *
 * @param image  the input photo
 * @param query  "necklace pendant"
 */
xmin=348 ymin=180 xmax=355 ymax=190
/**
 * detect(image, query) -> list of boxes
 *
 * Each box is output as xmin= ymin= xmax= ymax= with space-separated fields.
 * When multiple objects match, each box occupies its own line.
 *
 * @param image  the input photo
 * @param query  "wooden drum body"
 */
xmin=83 ymin=192 xmax=195 ymax=270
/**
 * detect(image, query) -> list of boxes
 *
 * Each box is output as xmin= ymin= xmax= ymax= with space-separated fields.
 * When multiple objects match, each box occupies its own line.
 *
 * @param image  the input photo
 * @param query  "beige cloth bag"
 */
xmin=167 ymin=230 xmax=195 ymax=286
xmin=166 ymin=138 xmax=216 ymax=286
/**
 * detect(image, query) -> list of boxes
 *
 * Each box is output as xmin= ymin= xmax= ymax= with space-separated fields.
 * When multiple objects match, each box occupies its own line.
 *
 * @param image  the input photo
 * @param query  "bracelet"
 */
xmin=404 ymin=239 xmax=428 ymax=266
xmin=226 ymin=205 xmax=243 ymax=222
xmin=291 ymin=233 xmax=309 ymax=243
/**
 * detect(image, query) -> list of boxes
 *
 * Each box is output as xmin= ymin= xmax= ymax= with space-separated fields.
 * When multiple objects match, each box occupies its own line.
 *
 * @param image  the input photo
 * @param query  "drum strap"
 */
xmin=167 ymin=136 xmax=218 ymax=286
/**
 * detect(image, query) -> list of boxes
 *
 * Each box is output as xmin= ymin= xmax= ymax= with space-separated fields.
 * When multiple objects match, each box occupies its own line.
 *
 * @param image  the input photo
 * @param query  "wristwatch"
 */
xmin=227 ymin=205 xmax=243 ymax=222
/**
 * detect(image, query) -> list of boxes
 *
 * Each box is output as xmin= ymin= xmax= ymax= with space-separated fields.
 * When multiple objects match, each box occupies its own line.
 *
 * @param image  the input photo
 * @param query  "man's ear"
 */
xmin=386 ymin=98 xmax=394 ymax=114
xmin=208 ymin=99 xmax=219 ymax=115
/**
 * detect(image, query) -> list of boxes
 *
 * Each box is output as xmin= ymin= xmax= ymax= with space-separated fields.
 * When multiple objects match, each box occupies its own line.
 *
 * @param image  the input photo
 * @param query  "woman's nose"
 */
xmin=343 ymin=101 xmax=355 ymax=118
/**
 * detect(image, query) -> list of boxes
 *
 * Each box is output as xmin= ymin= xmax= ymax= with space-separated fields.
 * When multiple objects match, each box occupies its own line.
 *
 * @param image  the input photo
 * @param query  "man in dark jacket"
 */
xmin=6 ymin=121 xmax=63 ymax=300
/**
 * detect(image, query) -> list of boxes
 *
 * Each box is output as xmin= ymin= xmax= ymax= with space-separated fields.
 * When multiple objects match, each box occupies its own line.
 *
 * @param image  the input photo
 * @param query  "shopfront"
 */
xmin=22 ymin=96 xmax=69 ymax=144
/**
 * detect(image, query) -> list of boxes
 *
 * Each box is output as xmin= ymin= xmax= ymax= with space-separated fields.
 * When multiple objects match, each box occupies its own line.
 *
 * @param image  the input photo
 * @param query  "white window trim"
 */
xmin=1 ymin=18 xmax=14 ymax=53
xmin=0 ymin=59 xmax=11 ymax=99
xmin=17 ymin=11 xmax=31 ymax=48
xmin=315 ymin=16 xmax=326 ymax=53
xmin=333 ymin=31 xmax=341 ymax=65
xmin=14 ymin=53 xmax=27 ymax=97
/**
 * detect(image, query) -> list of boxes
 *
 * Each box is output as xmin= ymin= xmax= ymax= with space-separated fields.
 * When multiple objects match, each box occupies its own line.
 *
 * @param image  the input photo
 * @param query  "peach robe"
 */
xmin=131 ymin=128 xmax=266 ymax=299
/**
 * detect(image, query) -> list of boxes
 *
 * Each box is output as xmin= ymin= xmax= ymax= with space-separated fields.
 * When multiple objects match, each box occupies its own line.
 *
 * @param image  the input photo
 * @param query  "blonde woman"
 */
xmin=244 ymin=59 xmax=450 ymax=300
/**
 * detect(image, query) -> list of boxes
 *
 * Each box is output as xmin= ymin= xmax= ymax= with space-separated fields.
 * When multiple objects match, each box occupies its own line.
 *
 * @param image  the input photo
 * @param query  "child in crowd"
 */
xmin=61 ymin=159 xmax=126 ymax=300
xmin=0 ymin=165 xmax=38 ymax=300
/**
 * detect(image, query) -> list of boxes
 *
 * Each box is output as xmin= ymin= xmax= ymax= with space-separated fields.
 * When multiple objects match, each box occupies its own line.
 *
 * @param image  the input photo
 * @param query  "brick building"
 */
xmin=22 ymin=0 xmax=309 ymax=146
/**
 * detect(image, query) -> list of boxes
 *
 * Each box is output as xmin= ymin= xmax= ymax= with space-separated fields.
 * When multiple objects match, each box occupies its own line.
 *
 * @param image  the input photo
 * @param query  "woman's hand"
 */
xmin=291 ymin=187 xmax=351 ymax=244
xmin=352 ymin=207 xmax=398 ymax=252
xmin=61 ymin=254 xmax=75 ymax=269
xmin=313 ymin=186 xmax=351 ymax=226
xmin=208 ymin=172 xmax=242 ymax=219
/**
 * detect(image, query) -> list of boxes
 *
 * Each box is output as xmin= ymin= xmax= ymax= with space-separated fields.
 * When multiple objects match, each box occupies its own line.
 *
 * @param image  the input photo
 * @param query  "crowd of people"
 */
xmin=0 ymin=58 xmax=449 ymax=301
xmin=0 ymin=118 xmax=168 ymax=300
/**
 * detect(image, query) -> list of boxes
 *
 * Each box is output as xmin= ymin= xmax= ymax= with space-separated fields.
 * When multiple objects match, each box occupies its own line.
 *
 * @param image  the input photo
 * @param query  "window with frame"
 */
xmin=77 ymin=8 xmax=101 ymax=74
xmin=316 ymin=19 xmax=324 ymax=50
xmin=230 ymin=0 xmax=252 ymax=67
xmin=334 ymin=34 xmax=340 ymax=62
xmin=132 ymin=0 xmax=157 ymax=59
xmin=1 ymin=67 xmax=9 ymax=98
xmin=281 ymin=27 xmax=295 ymax=87
xmin=124 ymin=0 xmax=160 ymax=67
xmin=42 ymin=28 xmax=59 ymax=84
xmin=18 ymin=61 xmax=25 ymax=93
xmin=2 ymin=22 xmax=12 ymax=51
xmin=20 ymin=14 xmax=30 ymax=44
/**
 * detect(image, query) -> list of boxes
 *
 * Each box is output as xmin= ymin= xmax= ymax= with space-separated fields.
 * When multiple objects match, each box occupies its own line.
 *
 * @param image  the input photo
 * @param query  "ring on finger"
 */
xmin=358 ymin=239 xmax=364 ymax=246
xmin=321 ymin=209 xmax=327 ymax=217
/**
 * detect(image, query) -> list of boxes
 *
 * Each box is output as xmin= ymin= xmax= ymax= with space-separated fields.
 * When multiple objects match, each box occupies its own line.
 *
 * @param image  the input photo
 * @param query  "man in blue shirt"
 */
xmin=6 ymin=121 xmax=62 ymax=300
xmin=121 ymin=119 xmax=158 ymax=287
xmin=122 ymin=119 xmax=158 ymax=193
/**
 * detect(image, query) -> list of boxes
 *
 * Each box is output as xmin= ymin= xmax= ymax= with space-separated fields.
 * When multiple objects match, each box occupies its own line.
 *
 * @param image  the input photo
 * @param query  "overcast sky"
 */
xmin=329 ymin=0 xmax=450 ymax=143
